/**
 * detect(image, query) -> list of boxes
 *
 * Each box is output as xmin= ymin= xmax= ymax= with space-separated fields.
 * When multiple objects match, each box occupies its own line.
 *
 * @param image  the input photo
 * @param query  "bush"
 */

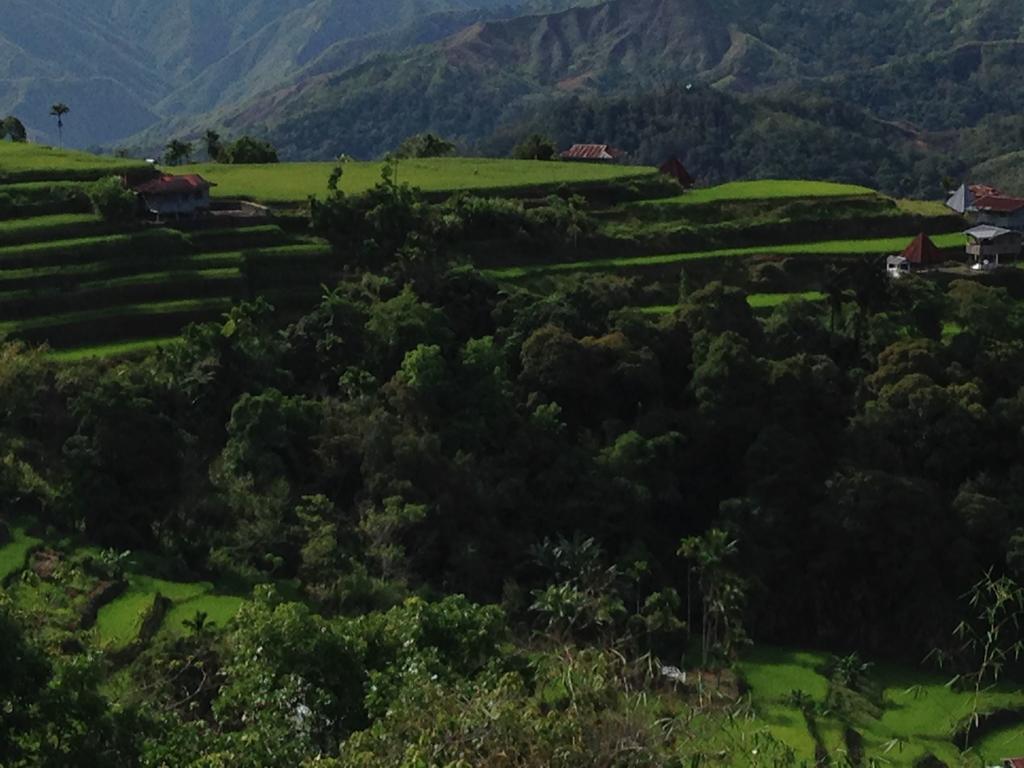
xmin=222 ymin=136 xmax=279 ymax=164
xmin=512 ymin=133 xmax=556 ymax=161
xmin=86 ymin=177 xmax=135 ymax=223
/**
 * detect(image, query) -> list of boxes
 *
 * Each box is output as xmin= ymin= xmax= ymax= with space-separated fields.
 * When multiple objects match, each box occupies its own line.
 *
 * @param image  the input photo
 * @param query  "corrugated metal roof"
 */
xmin=901 ymin=233 xmax=944 ymax=264
xmin=134 ymin=174 xmax=215 ymax=196
xmin=973 ymin=194 xmax=1024 ymax=213
xmin=964 ymin=224 xmax=1015 ymax=240
xmin=560 ymin=144 xmax=625 ymax=161
xmin=946 ymin=184 xmax=973 ymax=214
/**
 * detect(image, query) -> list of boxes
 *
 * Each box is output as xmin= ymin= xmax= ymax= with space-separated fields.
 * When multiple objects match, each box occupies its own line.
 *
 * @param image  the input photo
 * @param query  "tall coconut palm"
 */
xmin=49 ymin=103 xmax=70 ymax=147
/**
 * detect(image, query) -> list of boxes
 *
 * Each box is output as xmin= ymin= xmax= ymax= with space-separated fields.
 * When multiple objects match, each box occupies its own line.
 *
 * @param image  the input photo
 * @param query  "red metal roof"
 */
xmin=560 ymin=144 xmax=626 ymax=161
xmin=901 ymin=233 xmax=944 ymax=265
xmin=973 ymin=194 xmax=1024 ymax=213
xmin=970 ymin=184 xmax=1003 ymax=198
xmin=134 ymin=174 xmax=215 ymax=196
xmin=1003 ymin=758 xmax=1024 ymax=768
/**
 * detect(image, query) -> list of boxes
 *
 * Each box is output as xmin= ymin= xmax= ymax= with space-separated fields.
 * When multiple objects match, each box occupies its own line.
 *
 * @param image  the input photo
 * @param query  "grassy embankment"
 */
xmin=177 ymin=157 xmax=657 ymax=203
xmin=739 ymin=646 xmax=1024 ymax=767
xmin=487 ymin=233 xmax=968 ymax=279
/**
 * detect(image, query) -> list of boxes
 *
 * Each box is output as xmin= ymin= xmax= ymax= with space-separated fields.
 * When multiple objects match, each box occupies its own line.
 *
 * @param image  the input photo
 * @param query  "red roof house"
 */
xmin=134 ymin=174 xmax=215 ymax=196
xmin=560 ymin=144 xmax=626 ymax=162
xmin=901 ymin=233 xmax=945 ymax=266
xmin=659 ymin=157 xmax=695 ymax=187
xmin=1002 ymin=758 xmax=1024 ymax=768
xmin=133 ymin=174 xmax=216 ymax=219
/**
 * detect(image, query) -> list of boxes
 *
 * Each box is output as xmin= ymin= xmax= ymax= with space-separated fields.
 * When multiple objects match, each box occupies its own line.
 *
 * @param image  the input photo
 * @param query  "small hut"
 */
xmin=659 ymin=157 xmax=695 ymax=188
xmin=964 ymin=224 xmax=1023 ymax=268
xmin=901 ymin=233 xmax=944 ymax=267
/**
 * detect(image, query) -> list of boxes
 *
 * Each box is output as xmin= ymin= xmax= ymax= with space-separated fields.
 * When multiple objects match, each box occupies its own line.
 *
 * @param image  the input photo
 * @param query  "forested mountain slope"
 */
xmin=0 ymin=0 xmax=582 ymax=146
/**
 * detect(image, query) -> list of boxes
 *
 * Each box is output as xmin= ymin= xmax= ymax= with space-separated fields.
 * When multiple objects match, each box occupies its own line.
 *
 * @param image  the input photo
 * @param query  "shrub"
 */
xmin=86 ymin=177 xmax=135 ymax=223
xmin=222 ymin=136 xmax=279 ymax=164
xmin=512 ymin=133 xmax=556 ymax=161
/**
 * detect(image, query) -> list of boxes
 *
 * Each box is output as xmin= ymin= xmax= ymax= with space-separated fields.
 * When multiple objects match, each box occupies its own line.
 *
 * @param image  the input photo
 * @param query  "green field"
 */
xmin=650 ymin=180 xmax=876 ymax=206
xmin=175 ymin=157 xmax=657 ymax=203
xmin=739 ymin=646 xmax=1024 ymax=766
xmin=749 ymin=291 xmax=826 ymax=308
xmin=95 ymin=574 xmax=217 ymax=648
xmin=0 ymin=142 xmax=148 ymax=181
xmin=46 ymin=337 xmax=183 ymax=362
xmin=489 ymin=233 xmax=967 ymax=279
xmin=0 ymin=525 xmax=42 ymax=581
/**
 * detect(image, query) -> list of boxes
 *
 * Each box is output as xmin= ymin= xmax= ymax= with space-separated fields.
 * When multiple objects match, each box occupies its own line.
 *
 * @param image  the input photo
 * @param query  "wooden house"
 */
xmin=964 ymin=224 xmax=1023 ymax=268
xmin=560 ymin=144 xmax=626 ymax=163
xmin=134 ymin=174 xmax=215 ymax=220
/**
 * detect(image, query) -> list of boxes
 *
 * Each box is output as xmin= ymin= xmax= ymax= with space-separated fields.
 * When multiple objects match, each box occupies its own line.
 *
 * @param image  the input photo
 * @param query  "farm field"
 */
xmin=649 ymin=179 xmax=876 ymax=207
xmin=739 ymin=646 xmax=1024 ymax=767
xmin=0 ymin=525 xmax=42 ymax=581
xmin=488 ymin=232 xmax=967 ymax=279
xmin=0 ymin=141 xmax=148 ymax=182
xmin=175 ymin=157 xmax=657 ymax=203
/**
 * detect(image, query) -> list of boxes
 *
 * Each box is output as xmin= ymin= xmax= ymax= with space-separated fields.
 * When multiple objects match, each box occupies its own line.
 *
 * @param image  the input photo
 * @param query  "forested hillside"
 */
xmin=4 ymin=156 xmax=1024 ymax=766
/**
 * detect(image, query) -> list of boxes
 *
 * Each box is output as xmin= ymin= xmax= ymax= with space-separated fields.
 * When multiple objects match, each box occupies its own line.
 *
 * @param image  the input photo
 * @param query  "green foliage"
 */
xmin=221 ymin=136 xmax=279 ymax=165
xmin=86 ymin=177 xmax=136 ymax=223
xmin=164 ymin=139 xmax=193 ymax=166
xmin=512 ymin=132 xmax=556 ymax=161
xmin=394 ymin=133 xmax=456 ymax=159
xmin=2 ymin=116 xmax=27 ymax=143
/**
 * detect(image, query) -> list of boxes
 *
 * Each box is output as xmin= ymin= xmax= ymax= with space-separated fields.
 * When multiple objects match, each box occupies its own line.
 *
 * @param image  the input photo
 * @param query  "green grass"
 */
xmin=95 ymin=575 xmax=212 ymax=649
xmin=46 ymin=337 xmax=183 ymax=362
xmin=0 ymin=526 xmax=42 ymax=581
xmin=748 ymin=291 xmax=826 ymax=308
xmin=976 ymin=719 xmax=1024 ymax=763
xmin=175 ymin=158 xmax=656 ymax=203
xmin=896 ymin=198 xmax=954 ymax=217
xmin=160 ymin=595 xmax=245 ymax=639
xmin=649 ymin=180 xmax=876 ymax=206
xmin=0 ymin=212 xmax=100 ymax=233
xmin=738 ymin=647 xmax=1024 ymax=766
xmin=488 ymin=232 xmax=967 ymax=279
xmin=0 ymin=297 xmax=231 ymax=334
xmin=0 ymin=142 xmax=149 ymax=181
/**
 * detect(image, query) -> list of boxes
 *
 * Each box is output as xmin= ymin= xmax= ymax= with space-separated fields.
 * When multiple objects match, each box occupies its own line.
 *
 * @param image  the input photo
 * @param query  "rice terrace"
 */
xmin=0 ymin=129 xmax=1019 ymax=765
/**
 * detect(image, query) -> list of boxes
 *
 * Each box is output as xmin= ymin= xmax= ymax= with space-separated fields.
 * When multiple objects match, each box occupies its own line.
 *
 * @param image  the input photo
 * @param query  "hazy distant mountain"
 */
xmin=0 ymin=0 xmax=585 ymax=146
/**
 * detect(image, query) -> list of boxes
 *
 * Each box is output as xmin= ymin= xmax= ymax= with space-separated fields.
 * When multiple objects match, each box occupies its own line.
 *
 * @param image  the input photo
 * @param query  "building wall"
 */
xmin=974 ymin=210 xmax=1024 ymax=230
xmin=142 ymin=190 xmax=210 ymax=217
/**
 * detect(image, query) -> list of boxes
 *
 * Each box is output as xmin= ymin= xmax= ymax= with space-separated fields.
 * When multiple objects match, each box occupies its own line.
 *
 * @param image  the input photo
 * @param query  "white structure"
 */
xmin=886 ymin=255 xmax=911 ymax=279
xmin=134 ymin=174 xmax=215 ymax=220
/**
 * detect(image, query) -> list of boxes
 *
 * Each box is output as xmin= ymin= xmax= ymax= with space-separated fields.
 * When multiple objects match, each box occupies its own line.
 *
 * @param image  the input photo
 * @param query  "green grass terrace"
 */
xmin=647 ymin=179 xmax=877 ymax=207
xmin=488 ymin=233 xmax=968 ymax=279
xmin=175 ymin=157 xmax=657 ymax=203
xmin=0 ymin=142 xmax=149 ymax=182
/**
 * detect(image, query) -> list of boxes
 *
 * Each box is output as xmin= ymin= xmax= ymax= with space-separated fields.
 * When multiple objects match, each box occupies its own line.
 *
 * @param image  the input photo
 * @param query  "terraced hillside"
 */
xmin=0 ymin=144 xmax=333 ymax=358
xmin=483 ymin=180 xmax=969 ymax=311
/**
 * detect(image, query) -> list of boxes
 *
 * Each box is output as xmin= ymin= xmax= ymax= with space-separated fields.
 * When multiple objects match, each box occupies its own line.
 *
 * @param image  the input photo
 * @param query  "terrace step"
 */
xmin=1 ymin=297 xmax=233 ymax=348
xmin=0 ymin=268 xmax=244 ymax=322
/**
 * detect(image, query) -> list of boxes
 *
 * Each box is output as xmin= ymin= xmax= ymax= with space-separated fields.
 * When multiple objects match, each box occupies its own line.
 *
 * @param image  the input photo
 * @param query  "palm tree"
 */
xmin=49 ymin=103 xmax=70 ymax=147
xmin=204 ymin=130 xmax=223 ymax=162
